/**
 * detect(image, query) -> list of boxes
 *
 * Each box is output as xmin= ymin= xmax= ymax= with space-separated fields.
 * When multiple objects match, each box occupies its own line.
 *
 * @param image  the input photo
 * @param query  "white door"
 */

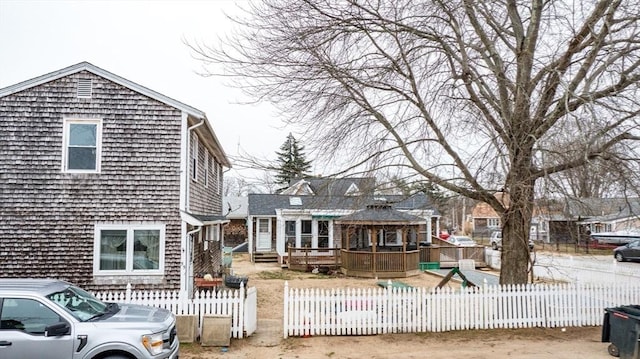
xmin=256 ymin=218 xmax=272 ymax=252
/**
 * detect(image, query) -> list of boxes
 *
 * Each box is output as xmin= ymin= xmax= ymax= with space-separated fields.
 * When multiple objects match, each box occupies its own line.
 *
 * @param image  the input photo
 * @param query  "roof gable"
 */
xmin=344 ymin=183 xmax=361 ymax=196
xmin=0 ymin=62 xmax=204 ymax=117
xmin=0 ymin=61 xmax=231 ymax=167
xmin=280 ymin=179 xmax=315 ymax=195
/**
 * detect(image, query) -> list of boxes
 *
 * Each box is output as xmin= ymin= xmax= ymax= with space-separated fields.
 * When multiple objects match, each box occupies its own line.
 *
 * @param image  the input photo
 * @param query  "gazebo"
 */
xmin=335 ymin=203 xmax=426 ymax=278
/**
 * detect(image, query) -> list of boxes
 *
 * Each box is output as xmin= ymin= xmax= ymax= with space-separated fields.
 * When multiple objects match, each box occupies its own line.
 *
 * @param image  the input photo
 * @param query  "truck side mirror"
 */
xmin=45 ymin=322 xmax=70 ymax=337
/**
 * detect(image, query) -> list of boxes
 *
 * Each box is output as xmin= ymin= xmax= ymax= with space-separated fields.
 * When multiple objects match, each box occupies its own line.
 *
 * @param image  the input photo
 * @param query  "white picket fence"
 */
xmin=283 ymin=281 xmax=640 ymax=338
xmin=94 ymin=284 xmax=257 ymax=339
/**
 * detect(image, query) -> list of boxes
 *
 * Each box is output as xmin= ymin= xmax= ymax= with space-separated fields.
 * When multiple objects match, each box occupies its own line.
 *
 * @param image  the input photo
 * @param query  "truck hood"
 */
xmin=102 ymin=303 xmax=173 ymax=323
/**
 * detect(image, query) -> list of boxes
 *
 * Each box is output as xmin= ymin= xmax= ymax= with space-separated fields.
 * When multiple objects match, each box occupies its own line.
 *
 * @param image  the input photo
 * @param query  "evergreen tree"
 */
xmin=274 ymin=133 xmax=312 ymax=186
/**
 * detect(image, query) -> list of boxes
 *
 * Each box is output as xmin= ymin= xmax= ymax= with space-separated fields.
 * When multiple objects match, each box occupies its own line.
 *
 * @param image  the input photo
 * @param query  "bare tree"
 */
xmin=224 ymin=176 xmax=250 ymax=197
xmin=190 ymin=0 xmax=640 ymax=284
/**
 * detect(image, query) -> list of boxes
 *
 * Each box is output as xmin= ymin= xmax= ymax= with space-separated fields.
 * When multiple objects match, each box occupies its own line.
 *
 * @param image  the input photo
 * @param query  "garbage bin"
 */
xmin=602 ymin=305 xmax=640 ymax=359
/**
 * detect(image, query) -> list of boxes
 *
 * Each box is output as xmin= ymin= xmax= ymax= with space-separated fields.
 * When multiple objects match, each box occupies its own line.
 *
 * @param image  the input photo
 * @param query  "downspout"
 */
xmin=180 ymin=117 xmax=205 ymax=294
xmin=187 ymin=226 xmax=202 ymax=237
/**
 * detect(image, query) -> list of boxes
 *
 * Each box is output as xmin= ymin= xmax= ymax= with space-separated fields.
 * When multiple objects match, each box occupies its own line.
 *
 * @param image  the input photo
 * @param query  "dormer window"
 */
xmin=345 ymin=183 xmax=361 ymax=196
xmin=281 ymin=179 xmax=314 ymax=195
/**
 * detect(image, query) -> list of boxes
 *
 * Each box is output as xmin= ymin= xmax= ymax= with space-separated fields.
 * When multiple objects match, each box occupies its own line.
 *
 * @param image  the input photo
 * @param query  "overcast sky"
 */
xmin=0 ymin=0 xmax=289 ymax=178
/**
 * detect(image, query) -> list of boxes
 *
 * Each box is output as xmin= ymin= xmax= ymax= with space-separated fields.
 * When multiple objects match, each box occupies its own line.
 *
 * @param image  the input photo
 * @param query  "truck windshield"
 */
xmin=47 ymin=285 xmax=109 ymax=321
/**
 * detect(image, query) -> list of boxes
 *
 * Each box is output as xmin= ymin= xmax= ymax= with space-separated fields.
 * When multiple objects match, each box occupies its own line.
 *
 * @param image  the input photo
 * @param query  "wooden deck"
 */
xmin=283 ymin=245 xmax=487 ymax=277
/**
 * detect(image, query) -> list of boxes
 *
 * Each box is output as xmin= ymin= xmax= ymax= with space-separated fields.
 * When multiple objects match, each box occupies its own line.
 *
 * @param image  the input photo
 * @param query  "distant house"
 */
xmin=577 ymin=198 xmax=640 ymax=233
xmin=469 ymin=193 xmax=508 ymax=238
xmin=0 ymin=62 xmax=231 ymax=294
xmin=513 ymin=198 xmax=640 ymax=244
xmin=469 ymin=193 xmax=550 ymax=242
xmin=246 ymin=177 xmax=440 ymax=267
xmin=470 ymin=201 xmax=501 ymax=236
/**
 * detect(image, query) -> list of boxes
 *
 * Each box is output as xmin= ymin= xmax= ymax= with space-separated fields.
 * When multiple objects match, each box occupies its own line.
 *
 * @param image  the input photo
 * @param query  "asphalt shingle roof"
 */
xmin=248 ymin=191 xmax=438 ymax=216
xmin=336 ymin=205 xmax=425 ymax=223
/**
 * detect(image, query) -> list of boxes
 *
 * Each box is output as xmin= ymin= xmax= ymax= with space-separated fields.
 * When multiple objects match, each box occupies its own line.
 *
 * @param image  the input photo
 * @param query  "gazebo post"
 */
xmin=372 ymin=226 xmax=377 ymax=278
xmin=402 ymin=226 xmax=407 ymax=272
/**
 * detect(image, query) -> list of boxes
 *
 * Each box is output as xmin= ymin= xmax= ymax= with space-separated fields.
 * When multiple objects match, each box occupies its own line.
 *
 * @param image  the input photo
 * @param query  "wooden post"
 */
xmin=305 ymin=245 xmax=309 ymax=269
xmin=402 ymin=227 xmax=407 ymax=272
xmin=372 ymin=227 xmax=377 ymax=277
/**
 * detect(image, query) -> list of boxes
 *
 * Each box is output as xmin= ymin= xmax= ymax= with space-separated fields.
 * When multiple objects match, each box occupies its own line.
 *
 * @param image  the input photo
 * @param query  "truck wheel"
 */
xmin=103 ymin=356 xmax=130 ymax=359
xmin=608 ymin=343 xmax=620 ymax=357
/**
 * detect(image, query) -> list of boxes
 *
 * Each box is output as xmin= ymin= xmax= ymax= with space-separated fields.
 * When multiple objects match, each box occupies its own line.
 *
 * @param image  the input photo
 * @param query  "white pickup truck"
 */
xmin=0 ymin=279 xmax=179 ymax=359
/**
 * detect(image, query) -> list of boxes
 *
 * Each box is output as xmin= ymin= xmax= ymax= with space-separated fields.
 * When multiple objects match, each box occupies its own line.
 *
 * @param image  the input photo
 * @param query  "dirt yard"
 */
xmin=179 ymin=253 xmax=608 ymax=359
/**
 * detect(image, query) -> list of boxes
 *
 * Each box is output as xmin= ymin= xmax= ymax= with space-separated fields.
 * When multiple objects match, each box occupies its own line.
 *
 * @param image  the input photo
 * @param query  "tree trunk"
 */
xmin=500 ymin=156 xmax=535 ymax=284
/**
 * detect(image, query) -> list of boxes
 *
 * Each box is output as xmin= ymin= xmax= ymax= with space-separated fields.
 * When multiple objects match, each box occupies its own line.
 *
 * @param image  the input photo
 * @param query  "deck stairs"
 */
xmin=252 ymin=252 xmax=279 ymax=263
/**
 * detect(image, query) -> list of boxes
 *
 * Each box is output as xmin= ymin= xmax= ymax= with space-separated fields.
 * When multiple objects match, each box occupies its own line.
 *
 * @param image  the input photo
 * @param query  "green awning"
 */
xmin=311 ymin=215 xmax=344 ymax=219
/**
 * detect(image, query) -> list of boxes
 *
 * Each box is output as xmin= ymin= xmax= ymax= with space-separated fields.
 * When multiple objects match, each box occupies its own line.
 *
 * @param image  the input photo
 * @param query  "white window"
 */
xmin=285 ymin=220 xmax=296 ymax=248
xmin=301 ymin=220 xmax=312 ymax=247
xmin=191 ymin=135 xmax=199 ymax=181
xmin=62 ymin=118 xmax=102 ymax=173
xmin=204 ymin=151 xmax=210 ymax=187
xmin=317 ymin=220 xmax=329 ymax=248
xmin=487 ymin=218 xmax=501 ymax=228
xmin=383 ymin=229 xmax=402 ymax=246
xmin=93 ymin=224 xmax=165 ymax=275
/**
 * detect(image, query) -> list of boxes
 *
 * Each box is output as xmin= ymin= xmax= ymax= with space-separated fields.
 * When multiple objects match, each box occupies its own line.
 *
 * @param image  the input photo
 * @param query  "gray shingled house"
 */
xmin=0 ymin=62 xmax=231 ymax=294
xmin=247 ymin=177 xmax=441 ymax=277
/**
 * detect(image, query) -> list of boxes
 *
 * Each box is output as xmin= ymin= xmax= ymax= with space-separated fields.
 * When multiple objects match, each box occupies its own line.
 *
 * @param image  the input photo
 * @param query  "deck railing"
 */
xmin=340 ymin=250 xmax=420 ymax=277
xmin=286 ymin=247 xmax=342 ymax=270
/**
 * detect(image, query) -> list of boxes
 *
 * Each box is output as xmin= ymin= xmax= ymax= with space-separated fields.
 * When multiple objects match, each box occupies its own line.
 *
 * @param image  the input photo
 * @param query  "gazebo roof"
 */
xmin=335 ymin=204 xmax=425 ymax=225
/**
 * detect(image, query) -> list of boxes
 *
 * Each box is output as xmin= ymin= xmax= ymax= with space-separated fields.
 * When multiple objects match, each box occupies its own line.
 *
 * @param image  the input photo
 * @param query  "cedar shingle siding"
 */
xmin=189 ymin=132 xmax=222 ymax=214
xmin=0 ymin=71 xmax=184 ymax=291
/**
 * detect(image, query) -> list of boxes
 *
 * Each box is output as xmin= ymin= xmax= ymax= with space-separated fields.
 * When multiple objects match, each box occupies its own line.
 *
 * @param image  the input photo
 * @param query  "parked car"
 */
xmin=613 ymin=240 xmax=640 ymax=262
xmin=0 ymin=279 xmax=179 ymax=359
xmin=490 ymin=231 xmax=534 ymax=250
xmin=447 ymin=235 xmax=477 ymax=247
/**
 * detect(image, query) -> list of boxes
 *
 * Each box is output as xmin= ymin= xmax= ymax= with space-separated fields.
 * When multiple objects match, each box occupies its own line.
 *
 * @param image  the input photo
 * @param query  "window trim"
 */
xmin=61 ymin=118 xmax=102 ymax=173
xmin=93 ymin=223 xmax=165 ymax=276
xmin=217 ymin=161 xmax=223 ymax=195
xmin=191 ymin=134 xmax=199 ymax=182
xmin=317 ymin=220 xmax=330 ymax=248
xmin=204 ymin=151 xmax=210 ymax=187
xmin=487 ymin=218 xmax=501 ymax=228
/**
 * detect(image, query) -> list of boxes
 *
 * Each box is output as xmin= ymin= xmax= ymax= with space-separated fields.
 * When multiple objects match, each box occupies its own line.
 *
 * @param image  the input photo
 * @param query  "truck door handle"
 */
xmin=0 ymin=341 xmax=12 ymax=346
